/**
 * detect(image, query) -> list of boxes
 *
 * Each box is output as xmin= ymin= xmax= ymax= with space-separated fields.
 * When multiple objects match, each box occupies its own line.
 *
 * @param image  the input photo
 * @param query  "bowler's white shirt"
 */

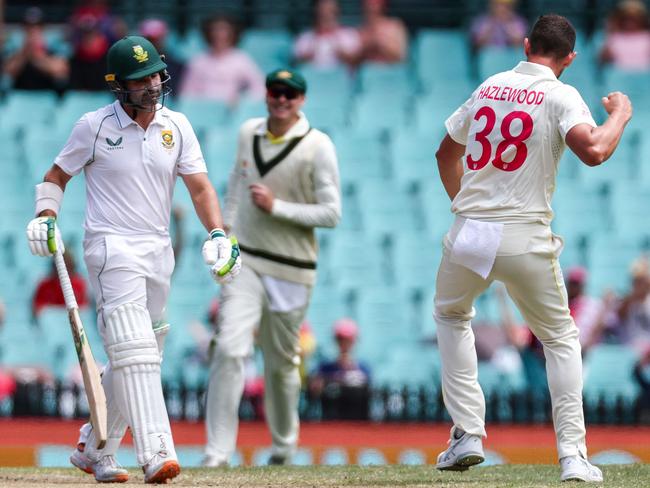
xmin=445 ymin=61 xmax=596 ymax=224
xmin=55 ymin=101 xmax=206 ymax=236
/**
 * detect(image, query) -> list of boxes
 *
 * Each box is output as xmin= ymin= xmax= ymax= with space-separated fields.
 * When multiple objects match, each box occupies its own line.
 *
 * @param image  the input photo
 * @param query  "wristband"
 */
xmin=209 ymin=228 xmax=226 ymax=240
xmin=35 ymin=182 xmax=64 ymax=217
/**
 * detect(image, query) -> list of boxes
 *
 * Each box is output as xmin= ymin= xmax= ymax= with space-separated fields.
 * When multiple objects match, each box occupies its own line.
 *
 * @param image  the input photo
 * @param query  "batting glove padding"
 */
xmin=26 ymin=216 xmax=65 ymax=256
xmin=202 ymin=228 xmax=242 ymax=285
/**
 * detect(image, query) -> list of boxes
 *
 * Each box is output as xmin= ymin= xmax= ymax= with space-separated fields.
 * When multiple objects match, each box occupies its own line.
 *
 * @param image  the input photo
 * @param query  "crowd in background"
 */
xmin=1 ymin=0 xmax=650 ymax=421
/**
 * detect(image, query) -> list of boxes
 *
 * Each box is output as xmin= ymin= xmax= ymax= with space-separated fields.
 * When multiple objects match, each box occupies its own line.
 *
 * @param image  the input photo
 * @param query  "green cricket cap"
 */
xmin=265 ymin=69 xmax=307 ymax=93
xmin=105 ymin=36 xmax=167 ymax=82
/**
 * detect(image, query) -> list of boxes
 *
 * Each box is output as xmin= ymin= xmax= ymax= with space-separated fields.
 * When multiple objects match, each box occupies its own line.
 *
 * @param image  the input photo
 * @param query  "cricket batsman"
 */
xmin=26 ymin=36 xmax=241 ymax=483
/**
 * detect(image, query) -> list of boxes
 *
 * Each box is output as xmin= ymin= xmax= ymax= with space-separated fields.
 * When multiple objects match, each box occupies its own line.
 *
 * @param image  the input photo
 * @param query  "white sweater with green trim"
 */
xmin=223 ymin=113 xmax=341 ymax=285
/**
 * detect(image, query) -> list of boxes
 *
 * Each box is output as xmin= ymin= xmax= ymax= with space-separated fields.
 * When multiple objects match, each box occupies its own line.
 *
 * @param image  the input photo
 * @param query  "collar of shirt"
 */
xmin=513 ymin=61 xmax=558 ymax=81
xmin=112 ymin=100 xmax=167 ymax=129
xmin=254 ymin=112 xmax=310 ymax=143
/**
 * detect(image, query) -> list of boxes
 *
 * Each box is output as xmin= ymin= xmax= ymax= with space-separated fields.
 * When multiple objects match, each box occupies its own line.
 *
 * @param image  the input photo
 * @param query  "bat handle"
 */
xmin=54 ymin=250 xmax=78 ymax=310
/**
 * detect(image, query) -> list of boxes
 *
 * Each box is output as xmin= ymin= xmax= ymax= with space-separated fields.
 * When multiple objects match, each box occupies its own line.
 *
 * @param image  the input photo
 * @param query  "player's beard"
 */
xmin=128 ymin=86 xmax=162 ymax=112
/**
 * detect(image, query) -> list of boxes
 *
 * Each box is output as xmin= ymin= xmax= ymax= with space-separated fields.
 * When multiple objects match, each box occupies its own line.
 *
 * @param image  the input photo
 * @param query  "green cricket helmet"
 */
xmin=105 ymin=36 xmax=171 ymax=110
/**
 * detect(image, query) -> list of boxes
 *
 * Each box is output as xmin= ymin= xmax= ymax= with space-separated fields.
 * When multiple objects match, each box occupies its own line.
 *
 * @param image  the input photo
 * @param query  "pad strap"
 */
xmin=35 ymin=181 xmax=64 ymax=216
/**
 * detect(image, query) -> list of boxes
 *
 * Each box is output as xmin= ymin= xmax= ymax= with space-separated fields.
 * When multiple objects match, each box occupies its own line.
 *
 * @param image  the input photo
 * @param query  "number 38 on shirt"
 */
xmin=467 ymin=106 xmax=533 ymax=172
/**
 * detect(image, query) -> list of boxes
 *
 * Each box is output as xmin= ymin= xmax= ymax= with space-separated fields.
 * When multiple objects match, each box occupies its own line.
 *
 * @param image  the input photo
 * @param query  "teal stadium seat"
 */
xmin=583 ymin=344 xmax=640 ymax=410
xmin=415 ymin=29 xmax=471 ymax=85
xmin=575 ymin=129 xmax=640 ymax=185
xmin=373 ymin=344 xmax=440 ymax=388
xmin=307 ymin=284 xmax=354 ymax=359
xmin=585 ymin=235 xmax=645 ymax=295
xmin=239 ymin=29 xmax=293 ymax=74
xmin=326 ymin=230 xmax=387 ymax=289
xmin=389 ymin=232 xmax=442 ymax=291
xmin=0 ymin=90 xmax=57 ymax=132
xmin=389 ymin=131 xmax=438 ymax=183
xmin=298 ymin=66 xmax=351 ymax=136
xmin=202 ymin=127 xmax=238 ymax=187
xmin=608 ymin=184 xmax=650 ymax=243
xmin=356 ymin=179 xmax=422 ymax=233
xmin=165 ymin=28 xmax=207 ymax=62
xmin=331 ymin=131 xmax=389 ymax=183
xmin=416 ymin=179 xmax=454 ymax=237
xmin=22 ymin=125 xmax=70 ymax=181
xmin=56 ymin=91 xmax=113 ymax=134
xmin=551 ymin=183 xmax=609 ymax=243
xmin=602 ymin=67 xmax=650 ymax=110
xmin=357 ymin=62 xmax=412 ymax=96
xmin=300 ymin=65 xmax=353 ymax=100
xmin=174 ymin=98 xmax=230 ymax=135
xmin=413 ymin=80 xmax=475 ymax=135
xmin=352 ymin=91 xmax=410 ymax=135
xmin=476 ymin=47 xmax=522 ymax=81
xmin=229 ymin=97 xmax=267 ymax=129
xmin=354 ymin=286 xmax=414 ymax=364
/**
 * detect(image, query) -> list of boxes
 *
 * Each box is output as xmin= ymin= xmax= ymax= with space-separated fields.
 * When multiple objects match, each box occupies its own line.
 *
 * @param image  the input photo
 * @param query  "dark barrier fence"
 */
xmin=4 ymin=380 xmax=648 ymax=426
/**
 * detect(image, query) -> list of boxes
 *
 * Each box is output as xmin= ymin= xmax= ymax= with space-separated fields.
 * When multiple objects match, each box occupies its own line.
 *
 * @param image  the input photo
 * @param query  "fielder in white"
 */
xmin=433 ymin=15 xmax=631 ymax=482
xmin=202 ymin=69 xmax=341 ymax=466
xmin=26 ymin=36 xmax=241 ymax=484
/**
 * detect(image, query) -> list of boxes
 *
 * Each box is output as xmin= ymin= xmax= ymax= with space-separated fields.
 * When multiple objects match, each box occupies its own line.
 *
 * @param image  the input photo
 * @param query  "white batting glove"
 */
xmin=202 ymin=228 xmax=242 ymax=285
xmin=26 ymin=216 xmax=65 ymax=257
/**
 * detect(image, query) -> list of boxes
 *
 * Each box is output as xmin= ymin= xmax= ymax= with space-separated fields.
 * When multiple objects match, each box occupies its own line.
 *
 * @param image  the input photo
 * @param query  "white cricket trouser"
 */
xmin=82 ymin=233 xmax=176 ymax=465
xmin=434 ymin=220 xmax=587 ymax=460
xmin=205 ymin=264 xmax=310 ymax=464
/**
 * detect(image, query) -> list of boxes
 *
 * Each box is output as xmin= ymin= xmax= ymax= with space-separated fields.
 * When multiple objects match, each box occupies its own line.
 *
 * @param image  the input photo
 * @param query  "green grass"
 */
xmin=0 ymin=464 xmax=648 ymax=487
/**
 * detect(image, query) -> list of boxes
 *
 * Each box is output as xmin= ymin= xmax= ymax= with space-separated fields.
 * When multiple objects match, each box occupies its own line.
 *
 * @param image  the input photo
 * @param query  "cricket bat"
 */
xmin=54 ymin=250 xmax=108 ymax=449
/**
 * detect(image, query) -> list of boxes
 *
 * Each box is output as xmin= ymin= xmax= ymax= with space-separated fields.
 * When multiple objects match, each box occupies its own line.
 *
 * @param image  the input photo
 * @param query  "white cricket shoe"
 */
xmin=560 ymin=454 xmax=603 ymax=482
xmin=70 ymin=447 xmax=129 ymax=483
xmin=436 ymin=426 xmax=485 ymax=471
xmin=143 ymin=452 xmax=181 ymax=484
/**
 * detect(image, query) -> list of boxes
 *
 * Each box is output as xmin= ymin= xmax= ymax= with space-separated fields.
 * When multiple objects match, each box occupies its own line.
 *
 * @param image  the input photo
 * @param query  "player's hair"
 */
xmin=528 ymin=14 xmax=576 ymax=59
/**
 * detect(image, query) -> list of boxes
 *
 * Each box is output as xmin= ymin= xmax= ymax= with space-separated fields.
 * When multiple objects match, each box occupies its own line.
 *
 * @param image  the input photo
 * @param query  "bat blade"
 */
xmin=69 ymin=308 xmax=108 ymax=449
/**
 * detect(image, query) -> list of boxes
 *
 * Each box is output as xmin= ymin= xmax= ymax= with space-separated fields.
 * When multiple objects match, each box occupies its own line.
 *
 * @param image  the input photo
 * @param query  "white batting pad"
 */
xmin=106 ymin=303 xmax=176 ymax=465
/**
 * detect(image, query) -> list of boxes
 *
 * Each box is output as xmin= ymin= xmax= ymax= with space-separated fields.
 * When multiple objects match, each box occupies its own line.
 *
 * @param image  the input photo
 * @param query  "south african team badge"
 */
xmin=161 ymin=130 xmax=175 ymax=149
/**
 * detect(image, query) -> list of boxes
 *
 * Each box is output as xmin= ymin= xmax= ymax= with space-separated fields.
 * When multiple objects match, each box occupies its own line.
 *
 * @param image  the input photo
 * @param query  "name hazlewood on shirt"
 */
xmin=477 ymin=85 xmax=545 ymax=105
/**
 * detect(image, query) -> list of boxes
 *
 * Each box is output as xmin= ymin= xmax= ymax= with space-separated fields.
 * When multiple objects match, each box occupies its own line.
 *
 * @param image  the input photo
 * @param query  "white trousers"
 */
xmin=83 ymin=233 xmax=176 ymax=465
xmin=204 ymin=264 xmax=310 ymax=463
xmin=434 ymin=221 xmax=587 ymax=460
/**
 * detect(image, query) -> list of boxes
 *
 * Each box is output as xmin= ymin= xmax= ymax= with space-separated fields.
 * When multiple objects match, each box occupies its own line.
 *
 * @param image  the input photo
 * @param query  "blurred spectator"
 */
xmin=599 ymin=0 xmax=650 ymax=71
xmin=610 ymin=256 xmax=650 ymax=351
xmin=299 ymin=321 xmax=317 ymax=388
xmin=3 ymin=7 xmax=69 ymax=93
xmin=293 ymin=0 xmax=362 ymax=69
xmin=633 ymin=346 xmax=650 ymax=422
xmin=139 ymin=18 xmax=185 ymax=95
xmin=470 ymin=0 xmax=527 ymax=52
xmin=179 ymin=15 xmax=265 ymax=105
xmin=308 ymin=318 xmax=371 ymax=420
xmin=68 ymin=0 xmax=126 ymax=90
xmin=0 ymin=368 xmax=16 ymax=403
xmin=355 ymin=0 xmax=407 ymax=64
xmin=32 ymin=251 xmax=88 ymax=319
xmin=566 ymin=266 xmax=616 ymax=354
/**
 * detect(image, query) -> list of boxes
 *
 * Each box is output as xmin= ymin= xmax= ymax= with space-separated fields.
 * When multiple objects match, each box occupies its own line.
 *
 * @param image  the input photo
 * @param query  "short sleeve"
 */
xmin=175 ymin=113 xmax=207 ymax=175
xmin=53 ymin=115 xmax=94 ymax=176
xmin=553 ymin=84 xmax=597 ymax=140
xmin=444 ymin=89 xmax=478 ymax=145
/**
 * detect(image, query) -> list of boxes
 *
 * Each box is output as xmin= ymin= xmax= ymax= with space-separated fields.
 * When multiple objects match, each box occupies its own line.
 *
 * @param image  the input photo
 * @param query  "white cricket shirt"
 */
xmin=55 ymin=101 xmax=206 ymax=236
xmin=445 ymin=61 xmax=596 ymax=224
